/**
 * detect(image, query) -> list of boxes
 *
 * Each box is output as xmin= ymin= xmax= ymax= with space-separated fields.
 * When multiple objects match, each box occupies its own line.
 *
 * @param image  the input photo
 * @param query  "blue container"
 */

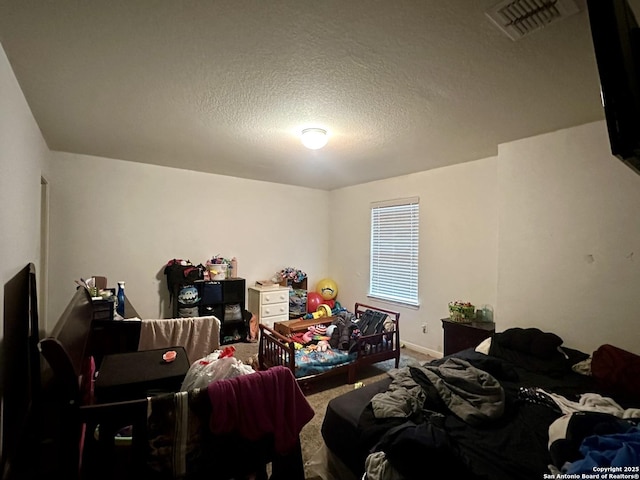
xmin=116 ymin=281 xmax=126 ymax=317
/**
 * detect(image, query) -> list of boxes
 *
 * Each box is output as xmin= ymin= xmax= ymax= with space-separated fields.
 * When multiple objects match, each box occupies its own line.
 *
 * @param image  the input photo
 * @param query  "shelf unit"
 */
xmin=172 ymin=278 xmax=247 ymax=345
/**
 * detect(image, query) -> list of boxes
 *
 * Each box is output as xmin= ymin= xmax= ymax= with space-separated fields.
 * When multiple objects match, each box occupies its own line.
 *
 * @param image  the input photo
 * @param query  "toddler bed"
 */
xmin=258 ymin=302 xmax=400 ymax=387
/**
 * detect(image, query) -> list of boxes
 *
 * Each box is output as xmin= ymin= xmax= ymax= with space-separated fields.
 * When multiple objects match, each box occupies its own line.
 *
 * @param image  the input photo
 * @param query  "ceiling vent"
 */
xmin=485 ymin=0 xmax=580 ymax=41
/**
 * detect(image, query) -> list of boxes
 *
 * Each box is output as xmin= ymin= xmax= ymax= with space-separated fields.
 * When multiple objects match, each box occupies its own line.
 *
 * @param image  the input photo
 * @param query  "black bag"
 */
xmin=164 ymin=259 xmax=203 ymax=305
xmin=358 ymin=310 xmax=388 ymax=337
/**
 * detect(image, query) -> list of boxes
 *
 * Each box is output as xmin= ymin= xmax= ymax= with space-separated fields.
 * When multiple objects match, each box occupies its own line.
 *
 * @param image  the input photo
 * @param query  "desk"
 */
xmin=95 ymin=346 xmax=190 ymax=403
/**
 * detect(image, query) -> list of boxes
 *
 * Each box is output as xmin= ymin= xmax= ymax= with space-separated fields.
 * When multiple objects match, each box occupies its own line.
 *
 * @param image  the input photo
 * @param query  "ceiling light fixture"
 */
xmin=301 ymin=128 xmax=328 ymax=150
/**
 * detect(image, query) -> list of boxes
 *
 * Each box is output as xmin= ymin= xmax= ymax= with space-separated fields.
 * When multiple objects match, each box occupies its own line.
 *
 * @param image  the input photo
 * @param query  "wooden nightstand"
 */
xmin=441 ymin=318 xmax=495 ymax=356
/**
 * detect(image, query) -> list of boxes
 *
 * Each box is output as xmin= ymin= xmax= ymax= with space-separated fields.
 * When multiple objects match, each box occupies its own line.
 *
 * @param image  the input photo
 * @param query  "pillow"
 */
xmin=571 ymin=356 xmax=592 ymax=376
xmin=560 ymin=346 xmax=591 ymax=367
xmin=591 ymin=344 xmax=640 ymax=399
xmin=475 ymin=337 xmax=492 ymax=355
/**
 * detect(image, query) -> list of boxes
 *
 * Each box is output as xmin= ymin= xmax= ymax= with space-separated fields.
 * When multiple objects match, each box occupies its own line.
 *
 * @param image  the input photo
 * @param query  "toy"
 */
xmin=313 ymin=304 xmax=332 ymax=319
xmin=316 ymin=278 xmax=338 ymax=300
xmin=307 ymin=291 xmax=324 ymax=313
xmin=178 ymin=285 xmax=200 ymax=305
xmin=303 ymin=303 xmax=332 ymax=320
xmin=302 ymin=331 xmax=314 ymax=344
xmin=308 ymin=324 xmax=328 ymax=336
xmin=277 ymin=267 xmax=307 ymax=285
xmin=162 ymin=350 xmax=177 ymax=363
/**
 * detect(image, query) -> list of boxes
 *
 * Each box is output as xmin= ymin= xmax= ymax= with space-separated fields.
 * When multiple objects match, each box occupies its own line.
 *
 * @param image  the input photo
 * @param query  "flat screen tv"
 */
xmin=1 ymin=263 xmax=40 ymax=480
xmin=586 ymin=0 xmax=640 ymax=174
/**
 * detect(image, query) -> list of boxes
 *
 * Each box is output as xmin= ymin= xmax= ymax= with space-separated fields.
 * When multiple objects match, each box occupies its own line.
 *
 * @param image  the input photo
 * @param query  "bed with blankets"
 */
xmin=317 ymin=327 xmax=640 ymax=480
xmin=258 ymin=303 xmax=400 ymax=386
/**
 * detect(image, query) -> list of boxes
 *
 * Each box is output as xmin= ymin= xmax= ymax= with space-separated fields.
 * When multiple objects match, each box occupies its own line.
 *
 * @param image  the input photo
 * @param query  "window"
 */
xmin=369 ymin=197 xmax=419 ymax=306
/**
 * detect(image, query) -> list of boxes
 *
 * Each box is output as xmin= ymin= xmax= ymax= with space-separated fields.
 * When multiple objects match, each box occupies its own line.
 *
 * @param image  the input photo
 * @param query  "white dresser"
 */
xmin=247 ymin=286 xmax=289 ymax=329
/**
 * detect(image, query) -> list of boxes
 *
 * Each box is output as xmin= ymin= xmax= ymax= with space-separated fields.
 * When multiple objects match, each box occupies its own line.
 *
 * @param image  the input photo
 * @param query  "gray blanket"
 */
xmin=372 ymin=357 xmax=504 ymax=426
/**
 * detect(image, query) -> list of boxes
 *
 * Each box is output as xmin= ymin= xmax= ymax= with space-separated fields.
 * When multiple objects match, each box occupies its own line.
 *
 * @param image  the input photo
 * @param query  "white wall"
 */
xmin=0 ymin=40 xmax=49 ymax=461
xmin=46 ymin=152 xmax=330 ymax=324
xmin=4 ymin=34 xmax=639 ymax=358
xmin=331 ymin=120 xmax=640 ymax=356
xmin=0 ymin=42 xmax=49 ymax=335
xmin=330 ymin=157 xmax=499 ymax=356
xmin=497 ymin=121 xmax=640 ymax=355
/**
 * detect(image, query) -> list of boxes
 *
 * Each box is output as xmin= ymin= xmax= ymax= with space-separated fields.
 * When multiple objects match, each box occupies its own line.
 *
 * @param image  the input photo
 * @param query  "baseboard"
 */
xmin=400 ymin=340 xmax=442 ymax=359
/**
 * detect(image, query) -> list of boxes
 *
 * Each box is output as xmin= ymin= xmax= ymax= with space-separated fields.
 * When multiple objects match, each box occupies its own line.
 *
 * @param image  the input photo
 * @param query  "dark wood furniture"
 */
xmin=47 ymin=288 xmax=308 ymax=478
xmin=1 ymin=263 xmax=42 ymax=480
xmin=89 ymin=296 xmax=142 ymax=368
xmin=273 ymin=316 xmax=335 ymax=336
xmin=38 ymin=287 xmax=149 ymax=480
xmin=441 ymin=318 xmax=495 ymax=356
xmin=20 ymin=285 xmax=308 ymax=480
xmin=94 ymin=346 xmax=189 ymax=403
xmin=278 ymin=278 xmax=307 ymax=318
xmin=172 ymin=278 xmax=247 ymax=345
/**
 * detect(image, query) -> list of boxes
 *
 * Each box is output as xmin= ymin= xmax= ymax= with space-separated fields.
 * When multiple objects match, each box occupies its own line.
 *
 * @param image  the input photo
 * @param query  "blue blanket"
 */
xmin=567 ymin=427 xmax=640 ymax=474
xmin=294 ymin=348 xmax=356 ymax=378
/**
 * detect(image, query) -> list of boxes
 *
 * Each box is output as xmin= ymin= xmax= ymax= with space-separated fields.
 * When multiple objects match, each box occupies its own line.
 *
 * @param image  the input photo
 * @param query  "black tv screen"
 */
xmin=586 ymin=0 xmax=640 ymax=174
xmin=1 ymin=263 xmax=40 ymax=479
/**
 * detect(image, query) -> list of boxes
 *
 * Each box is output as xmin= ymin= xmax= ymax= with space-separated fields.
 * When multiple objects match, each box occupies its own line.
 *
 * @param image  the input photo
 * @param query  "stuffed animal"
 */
xmin=302 ymin=331 xmax=314 ymax=344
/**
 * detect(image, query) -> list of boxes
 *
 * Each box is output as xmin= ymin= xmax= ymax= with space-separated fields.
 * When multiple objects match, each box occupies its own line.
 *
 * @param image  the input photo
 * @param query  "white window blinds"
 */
xmin=369 ymin=197 xmax=419 ymax=306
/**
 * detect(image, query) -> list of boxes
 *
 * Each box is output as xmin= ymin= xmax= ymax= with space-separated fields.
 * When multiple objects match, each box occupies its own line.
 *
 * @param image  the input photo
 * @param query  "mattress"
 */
xmin=320 ymin=346 xmax=610 ymax=480
xmin=321 ymin=376 xmax=392 ymax=476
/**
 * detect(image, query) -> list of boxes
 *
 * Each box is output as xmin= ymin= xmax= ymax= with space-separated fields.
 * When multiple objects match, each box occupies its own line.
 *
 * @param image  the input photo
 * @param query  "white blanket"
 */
xmin=541 ymin=389 xmax=640 ymax=419
xmin=138 ymin=316 xmax=221 ymax=364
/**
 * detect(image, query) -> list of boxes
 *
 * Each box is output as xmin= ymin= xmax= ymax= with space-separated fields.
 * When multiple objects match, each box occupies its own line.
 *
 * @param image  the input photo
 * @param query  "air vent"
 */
xmin=486 ymin=0 xmax=580 ymax=41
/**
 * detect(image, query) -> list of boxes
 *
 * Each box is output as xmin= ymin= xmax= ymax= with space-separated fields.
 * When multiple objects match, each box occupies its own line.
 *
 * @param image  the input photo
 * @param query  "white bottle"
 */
xmin=230 ymin=257 xmax=238 ymax=278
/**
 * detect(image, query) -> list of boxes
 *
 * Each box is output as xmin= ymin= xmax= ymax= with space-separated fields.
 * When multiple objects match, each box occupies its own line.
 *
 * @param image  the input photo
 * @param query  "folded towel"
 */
xmin=138 ymin=316 xmax=221 ymax=363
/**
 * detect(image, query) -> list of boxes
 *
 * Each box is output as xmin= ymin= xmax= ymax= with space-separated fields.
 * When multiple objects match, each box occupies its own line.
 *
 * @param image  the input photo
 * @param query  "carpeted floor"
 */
xmin=231 ymin=341 xmax=435 ymax=479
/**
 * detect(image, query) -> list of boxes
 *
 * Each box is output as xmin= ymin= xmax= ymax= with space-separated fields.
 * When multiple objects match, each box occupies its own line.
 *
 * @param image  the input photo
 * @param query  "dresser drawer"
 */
xmin=248 ymin=286 xmax=290 ymax=330
xmin=260 ymin=313 xmax=289 ymax=329
xmin=261 ymin=302 xmax=288 ymax=318
xmin=261 ymin=290 xmax=289 ymax=305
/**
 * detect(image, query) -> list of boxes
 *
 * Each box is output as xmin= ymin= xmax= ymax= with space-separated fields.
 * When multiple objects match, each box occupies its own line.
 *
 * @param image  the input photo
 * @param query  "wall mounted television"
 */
xmin=586 ymin=0 xmax=640 ymax=175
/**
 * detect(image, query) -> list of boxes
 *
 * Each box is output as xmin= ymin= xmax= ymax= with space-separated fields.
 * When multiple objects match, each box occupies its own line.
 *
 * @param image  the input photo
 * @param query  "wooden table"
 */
xmin=274 ymin=316 xmax=335 ymax=336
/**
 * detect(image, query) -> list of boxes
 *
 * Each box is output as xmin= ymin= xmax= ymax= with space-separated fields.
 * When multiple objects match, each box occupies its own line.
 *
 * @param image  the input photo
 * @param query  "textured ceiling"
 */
xmin=0 ymin=0 xmax=612 ymax=190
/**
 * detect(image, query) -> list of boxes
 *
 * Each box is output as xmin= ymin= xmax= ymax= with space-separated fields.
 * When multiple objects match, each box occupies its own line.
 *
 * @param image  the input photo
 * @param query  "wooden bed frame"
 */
xmin=258 ymin=302 xmax=400 ymax=387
